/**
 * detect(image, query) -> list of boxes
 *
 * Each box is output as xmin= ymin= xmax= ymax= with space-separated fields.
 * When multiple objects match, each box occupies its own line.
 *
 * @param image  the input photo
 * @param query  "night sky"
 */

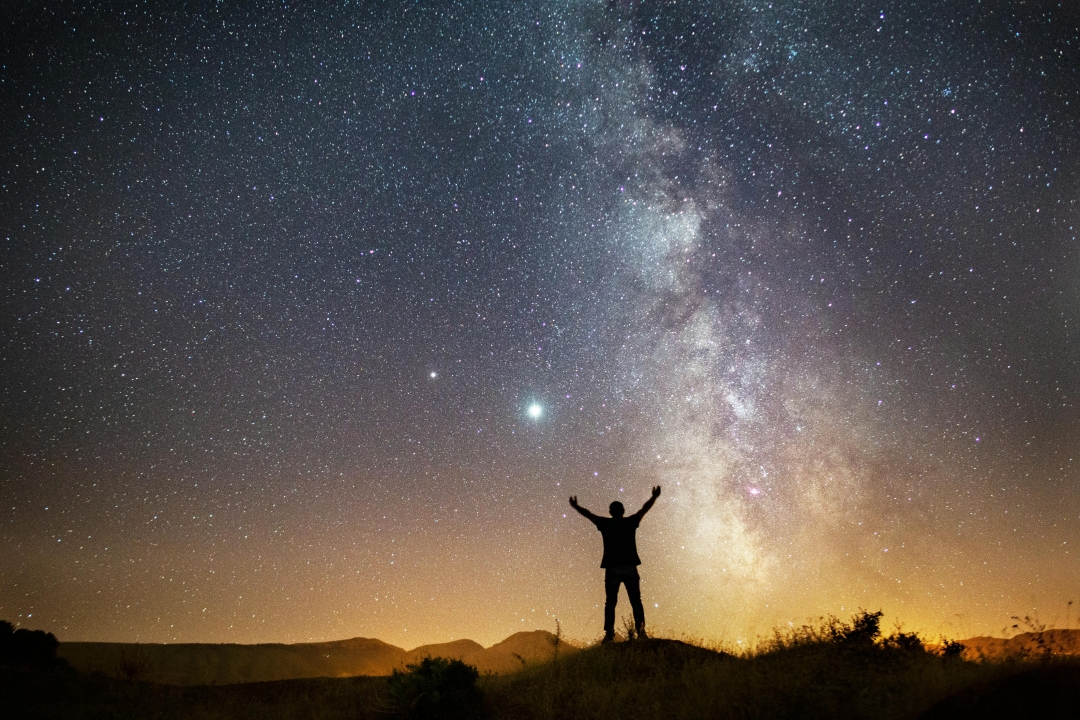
xmin=3 ymin=1 xmax=1079 ymax=648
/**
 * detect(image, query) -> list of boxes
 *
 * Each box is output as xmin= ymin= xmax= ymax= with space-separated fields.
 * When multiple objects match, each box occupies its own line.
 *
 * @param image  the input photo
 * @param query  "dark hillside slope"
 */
xmin=483 ymin=637 xmax=1019 ymax=720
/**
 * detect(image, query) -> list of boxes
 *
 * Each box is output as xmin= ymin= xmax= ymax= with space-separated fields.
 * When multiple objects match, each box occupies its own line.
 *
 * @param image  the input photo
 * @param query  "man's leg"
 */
xmin=603 ymin=572 xmax=621 ymax=640
xmin=625 ymin=574 xmax=646 ymax=637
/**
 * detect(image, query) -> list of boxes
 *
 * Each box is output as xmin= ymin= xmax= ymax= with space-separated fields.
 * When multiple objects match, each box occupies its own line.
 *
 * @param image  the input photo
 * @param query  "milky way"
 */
xmin=3 ymin=2 xmax=1079 ymax=647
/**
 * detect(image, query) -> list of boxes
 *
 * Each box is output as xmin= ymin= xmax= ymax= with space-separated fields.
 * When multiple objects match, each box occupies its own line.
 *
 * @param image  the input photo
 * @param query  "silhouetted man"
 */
xmin=569 ymin=486 xmax=660 ymax=642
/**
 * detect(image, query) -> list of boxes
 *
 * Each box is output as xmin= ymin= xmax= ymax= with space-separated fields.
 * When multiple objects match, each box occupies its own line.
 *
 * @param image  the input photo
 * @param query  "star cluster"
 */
xmin=2 ymin=1 xmax=1078 ymax=647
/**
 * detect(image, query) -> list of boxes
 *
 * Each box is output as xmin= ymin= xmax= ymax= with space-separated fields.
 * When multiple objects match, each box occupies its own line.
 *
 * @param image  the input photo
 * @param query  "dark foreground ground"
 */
xmin=4 ymin=638 xmax=1080 ymax=719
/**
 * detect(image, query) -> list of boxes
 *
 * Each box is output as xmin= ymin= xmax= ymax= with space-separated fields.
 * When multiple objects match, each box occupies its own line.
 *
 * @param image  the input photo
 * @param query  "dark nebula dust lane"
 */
xmin=2 ymin=1 xmax=1079 ymax=646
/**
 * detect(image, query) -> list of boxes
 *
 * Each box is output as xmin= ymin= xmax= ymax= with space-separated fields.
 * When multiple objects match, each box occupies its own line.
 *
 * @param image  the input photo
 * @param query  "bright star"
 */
xmin=527 ymin=404 xmax=543 ymax=419
xmin=430 ymin=372 xmax=437 ymax=379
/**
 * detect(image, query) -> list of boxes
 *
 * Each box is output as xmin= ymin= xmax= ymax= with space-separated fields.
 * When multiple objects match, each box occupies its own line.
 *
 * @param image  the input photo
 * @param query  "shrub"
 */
xmin=384 ymin=656 xmax=485 ymax=719
xmin=116 ymin=645 xmax=157 ymax=682
xmin=940 ymin=638 xmax=966 ymax=657
xmin=0 ymin=620 xmax=59 ymax=666
xmin=884 ymin=630 xmax=925 ymax=653
xmin=837 ymin=609 xmax=883 ymax=647
xmin=765 ymin=609 xmax=887 ymax=652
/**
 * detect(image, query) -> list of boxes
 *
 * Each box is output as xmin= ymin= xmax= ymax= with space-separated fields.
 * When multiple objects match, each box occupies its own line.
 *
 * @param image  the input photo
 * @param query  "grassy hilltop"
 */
xmin=4 ymin=612 xmax=1080 ymax=719
xmin=483 ymin=632 xmax=1079 ymax=719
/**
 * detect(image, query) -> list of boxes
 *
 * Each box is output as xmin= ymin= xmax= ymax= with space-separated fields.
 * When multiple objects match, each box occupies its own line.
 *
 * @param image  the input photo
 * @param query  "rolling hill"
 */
xmin=57 ymin=629 xmax=572 ymax=685
xmin=957 ymin=628 xmax=1080 ymax=660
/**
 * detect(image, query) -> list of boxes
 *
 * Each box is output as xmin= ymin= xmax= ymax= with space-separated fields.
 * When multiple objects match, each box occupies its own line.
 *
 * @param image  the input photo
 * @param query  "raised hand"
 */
xmin=569 ymin=495 xmax=579 ymax=508
xmin=651 ymin=485 xmax=661 ymax=498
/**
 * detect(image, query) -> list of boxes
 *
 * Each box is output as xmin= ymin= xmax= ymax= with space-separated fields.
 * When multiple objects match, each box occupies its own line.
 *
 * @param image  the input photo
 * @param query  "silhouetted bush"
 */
xmin=116 ymin=644 xmax=157 ymax=681
xmin=884 ymin=630 xmax=925 ymax=653
xmin=0 ymin=620 xmax=59 ymax=666
xmin=763 ymin=609 xmax=888 ymax=652
xmin=385 ymin=656 xmax=485 ymax=719
xmin=941 ymin=638 xmax=966 ymax=658
xmin=836 ymin=609 xmax=883 ymax=647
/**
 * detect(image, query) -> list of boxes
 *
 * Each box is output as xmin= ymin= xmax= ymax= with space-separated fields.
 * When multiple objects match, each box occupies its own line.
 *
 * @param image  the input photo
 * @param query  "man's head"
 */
xmin=609 ymin=501 xmax=625 ymax=517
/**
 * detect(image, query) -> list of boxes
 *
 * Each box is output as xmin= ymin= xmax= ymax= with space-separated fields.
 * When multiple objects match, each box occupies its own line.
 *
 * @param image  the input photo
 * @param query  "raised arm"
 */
xmin=569 ymin=495 xmax=601 ymax=523
xmin=632 ymin=485 xmax=661 ymax=520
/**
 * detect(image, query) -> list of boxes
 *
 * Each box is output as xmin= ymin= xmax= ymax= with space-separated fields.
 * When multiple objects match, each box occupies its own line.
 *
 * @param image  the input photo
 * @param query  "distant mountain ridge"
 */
xmin=58 ymin=629 xmax=574 ymax=685
xmin=958 ymin=629 xmax=1080 ymax=660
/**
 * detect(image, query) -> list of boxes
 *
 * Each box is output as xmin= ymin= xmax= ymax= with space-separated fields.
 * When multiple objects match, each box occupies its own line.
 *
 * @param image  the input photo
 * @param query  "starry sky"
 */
xmin=3 ymin=1 xmax=1079 ymax=648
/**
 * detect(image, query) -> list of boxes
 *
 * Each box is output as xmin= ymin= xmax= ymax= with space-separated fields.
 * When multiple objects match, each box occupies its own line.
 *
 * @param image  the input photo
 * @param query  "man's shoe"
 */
xmin=637 ymin=628 xmax=648 ymax=640
xmin=601 ymin=633 xmax=615 ymax=644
